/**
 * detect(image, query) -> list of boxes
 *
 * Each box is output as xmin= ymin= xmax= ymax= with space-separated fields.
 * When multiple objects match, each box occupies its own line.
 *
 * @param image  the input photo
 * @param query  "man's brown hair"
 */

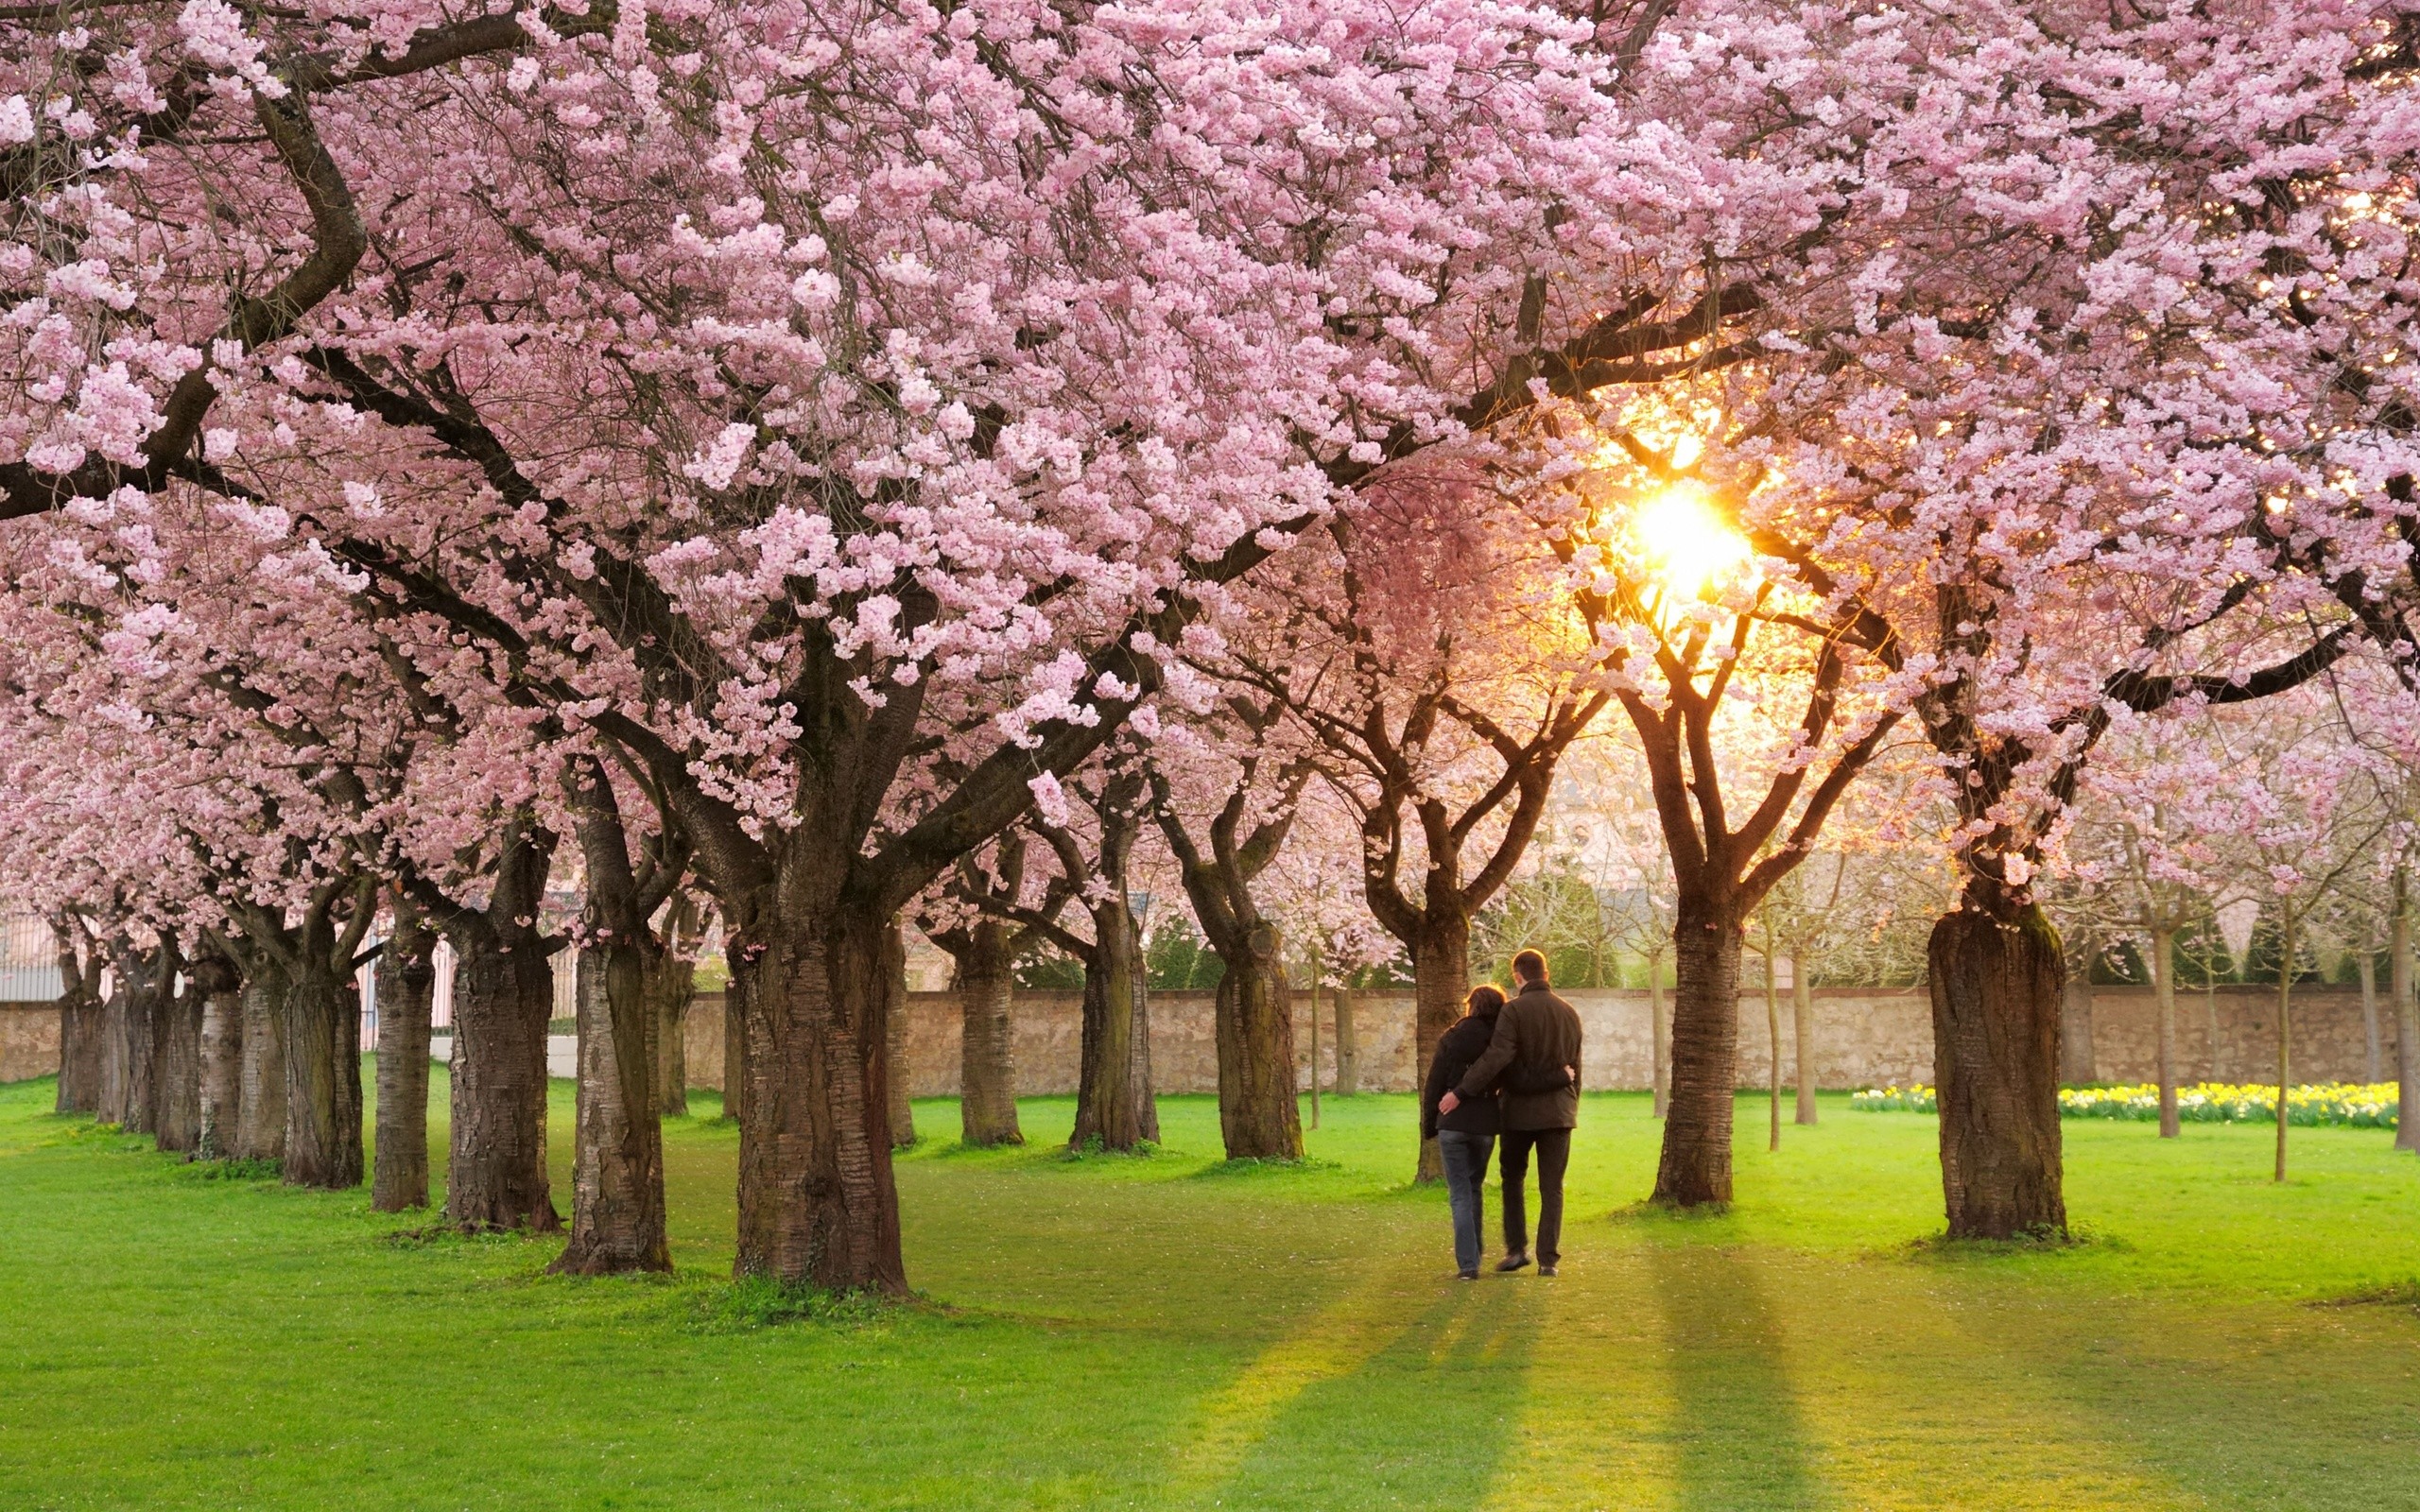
xmin=1512 ymin=949 xmax=1548 ymax=985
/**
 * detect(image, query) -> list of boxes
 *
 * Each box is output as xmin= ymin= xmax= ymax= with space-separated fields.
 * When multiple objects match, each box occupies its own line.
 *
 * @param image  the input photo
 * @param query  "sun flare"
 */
xmin=1633 ymin=481 xmax=1749 ymax=596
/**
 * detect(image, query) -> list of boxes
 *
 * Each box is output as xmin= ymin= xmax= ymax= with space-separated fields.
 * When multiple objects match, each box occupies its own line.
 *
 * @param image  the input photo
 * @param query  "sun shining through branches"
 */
xmin=1632 ymin=481 xmax=1752 ymax=601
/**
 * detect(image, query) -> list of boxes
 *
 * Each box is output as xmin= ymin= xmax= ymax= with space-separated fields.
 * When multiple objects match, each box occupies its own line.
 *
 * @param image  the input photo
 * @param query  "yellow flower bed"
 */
xmin=1852 ymin=1082 xmax=2401 ymax=1127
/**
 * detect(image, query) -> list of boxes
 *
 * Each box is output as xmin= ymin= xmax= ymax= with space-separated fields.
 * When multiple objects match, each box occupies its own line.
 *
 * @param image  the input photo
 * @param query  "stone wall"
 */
xmin=2078 ymin=984 xmax=2403 ymax=1086
xmin=678 ymin=982 xmax=2407 ymax=1095
xmin=0 ymin=1002 xmax=60 ymax=1084
xmin=8 ymin=979 xmax=2379 ymax=1093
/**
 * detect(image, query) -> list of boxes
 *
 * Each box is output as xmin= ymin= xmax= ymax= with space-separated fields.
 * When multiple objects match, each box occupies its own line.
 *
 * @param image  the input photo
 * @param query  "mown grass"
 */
xmin=2 ymin=1072 xmax=2418 ymax=1510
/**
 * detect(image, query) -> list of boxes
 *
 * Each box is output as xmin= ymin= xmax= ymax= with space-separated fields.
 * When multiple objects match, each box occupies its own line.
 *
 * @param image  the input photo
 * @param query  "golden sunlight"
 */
xmin=1634 ymin=480 xmax=1749 ymax=596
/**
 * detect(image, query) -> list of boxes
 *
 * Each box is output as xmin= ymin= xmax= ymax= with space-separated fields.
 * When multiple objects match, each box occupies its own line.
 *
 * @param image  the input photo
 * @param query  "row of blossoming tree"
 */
xmin=3 ymin=0 xmax=2419 ymax=1287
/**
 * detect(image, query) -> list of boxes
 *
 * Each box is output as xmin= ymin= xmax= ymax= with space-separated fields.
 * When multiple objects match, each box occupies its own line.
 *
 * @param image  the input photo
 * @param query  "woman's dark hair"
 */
xmin=1464 ymin=985 xmax=1507 ymax=1018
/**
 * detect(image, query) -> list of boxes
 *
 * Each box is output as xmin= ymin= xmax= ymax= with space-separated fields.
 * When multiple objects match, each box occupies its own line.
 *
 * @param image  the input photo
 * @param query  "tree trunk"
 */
xmin=2152 ymin=924 xmax=2179 ymax=1140
xmin=1927 ymin=899 xmax=2066 ymax=1240
xmin=102 ymin=954 xmax=159 ymax=1131
xmin=1072 ymin=900 xmax=1155 ymax=1152
xmin=1130 ymin=939 xmax=1159 ymax=1144
xmin=1212 ymin=920 xmax=1302 ymax=1160
xmin=552 ymin=755 xmax=676 ymax=1276
xmin=151 ymin=972 xmax=203 ymax=1155
xmin=730 ymin=897 xmax=905 ymax=1292
xmin=2274 ymin=907 xmax=2295 ymax=1184
xmin=127 ymin=955 xmax=164 ymax=1133
xmin=444 ymin=921 xmax=560 ymax=1230
xmin=880 ymin=920 xmax=915 ymax=1147
xmin=644 ymin=947 xmax=696 ymax=1120
xmin=722 ymin=976 xmax=747 ymax=1125
xmin=1763 ymin=945 xmax=1781 ymax=1152
xmin=373 ymin=919 xmax=435 ymax=1211
xmin=234 ymin=960 xmax=288 ymax=1162
xmin=1650 ymin=950 xmax=1669 ymax=1119
xmin=196 ymin=962 xmax=242 ymax=1160
xmin=281 ymin=961 xmax=363 ymax=1190
xmin=1409 ymin=915 xmax=1471 ymax=1181
xmin=2360 ymin=950 xmax=2382 ymax=1086
xmin=954 ymin=920 xmax=1022 ymax=1147
xmin=1653 ymin=892 xmax=1746 ymax=1208
xmin=1791 ymin=957 xmax=1817 ymax=1126
xmin=1332 ymin=983 xmax=1357 ymax=1095
xmin=2397 ymin=880 xmax=2419 ymax=1154
xmin=56 ymin=995 xmax=103 ymax=1114
xmin=1306 ymin=979 xmax=1321 ymax=1131
xmin=553 ymin=939 xmax=671 ymax=1274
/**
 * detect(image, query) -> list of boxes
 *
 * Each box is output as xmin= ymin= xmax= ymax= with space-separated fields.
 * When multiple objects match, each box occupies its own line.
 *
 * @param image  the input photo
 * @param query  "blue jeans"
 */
xmin=1438 ymin=1130 xmax=1495 ymax=1275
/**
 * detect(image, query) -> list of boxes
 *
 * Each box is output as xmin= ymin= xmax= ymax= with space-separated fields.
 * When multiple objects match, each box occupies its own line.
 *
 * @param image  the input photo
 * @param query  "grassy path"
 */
xmin=1 ymin=1074 xmax=2416 ymax=1509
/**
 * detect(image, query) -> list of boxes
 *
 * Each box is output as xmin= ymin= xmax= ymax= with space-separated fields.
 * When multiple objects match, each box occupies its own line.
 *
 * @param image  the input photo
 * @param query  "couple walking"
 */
xmin=1420 ymin=950 xmax=1583 ymax=1280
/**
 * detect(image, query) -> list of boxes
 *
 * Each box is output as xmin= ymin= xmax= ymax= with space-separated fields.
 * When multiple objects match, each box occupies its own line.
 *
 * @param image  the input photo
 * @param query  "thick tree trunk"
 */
xmin=56 ymin=995 xmax=103 ymax=1114
xmin=95 ymin=971 xmax=128 ymax=1124
xmin=1654 ymin=893 xmax=1746 ymax=1208
xmin=1927 ymin=900 xmax=2066 ymax=1240
xmin=1791 ymin=957 xmax=1816 ymax=1126
xmin=196 ymin=963 xmax=242 ymax=1160
xmin=2397 ymin=886 xmax=2419 ymax=1154
xmin=879 ymin=920 xmax=915 ymax=1147
xmin=1650 ymin=950 xmax=1669 ymax=1119
xmin=731 ymin=898 xmax=905 ymax=1291
xmin=445 ymin=922 xmax=560 ymax=1229
xmin=2359 ymin=951 xmax=2382 ymax=1086
xmin=1332 ymin=984 xmax=1357 ymax=1096
xmin=1211 ymin=921 xmax=1302 ymax=1160
xmin=1409 ymin=915 xmax=1470 ymax=1181
xmin=281 ymin=963 xmax=363 ymax=1190
xmin=152 ymin=974 xmax=203 ymax=1155
xmin=373 ymin=920 xmax=435 ymax=1211
xmin=1072 ymin=902 xmax=1155 ymax=1152
xmin=124 ymin=958 xmax=163 ymax=1132
xmin=235 ymin=962 xmax=288 ymax=1161
xmin=955 ymin=920 xmax=1022 ymax=1147
xmin=553 ymin=759 xmax=675 ymax=1276
xmin=102 ymin=955 xmax=160 ymax=1131
xmin=2152 ymin=925 xmax=2179 ymax=1139
xmin=553 ymin=940 xmax=671 ymax=1274
xmin=643 ymin=942 xmax=697 ymax=1119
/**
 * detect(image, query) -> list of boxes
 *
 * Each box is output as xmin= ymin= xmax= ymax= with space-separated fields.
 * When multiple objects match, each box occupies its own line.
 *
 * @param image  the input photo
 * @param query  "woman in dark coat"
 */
xmin=1422 ymin=986 xmax=1509 ymax=1280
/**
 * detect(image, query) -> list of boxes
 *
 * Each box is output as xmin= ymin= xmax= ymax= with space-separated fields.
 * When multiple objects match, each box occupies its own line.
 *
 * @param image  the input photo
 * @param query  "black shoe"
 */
xmin=1457 ymin=1269 xmax=1479 ymax=1281
xmin=1538 ymin=1263 xmax=1559 ymax=1277
xmin=1495 ymin=1252 xmax=1531 ymax=1273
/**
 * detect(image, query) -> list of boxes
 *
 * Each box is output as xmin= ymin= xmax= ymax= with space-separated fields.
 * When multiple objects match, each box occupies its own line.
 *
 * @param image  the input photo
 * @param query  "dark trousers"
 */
xmin=1498 ymin=1127 xmax=1572 ymax=1264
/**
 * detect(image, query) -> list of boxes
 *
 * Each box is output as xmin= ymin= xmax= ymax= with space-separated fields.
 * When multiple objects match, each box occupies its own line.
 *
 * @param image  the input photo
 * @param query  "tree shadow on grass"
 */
xmin=1646 ymin=1241 xmax=1829 ymax=1512
xmin=1174 ymin=1280 xmax=1546 ymax=1511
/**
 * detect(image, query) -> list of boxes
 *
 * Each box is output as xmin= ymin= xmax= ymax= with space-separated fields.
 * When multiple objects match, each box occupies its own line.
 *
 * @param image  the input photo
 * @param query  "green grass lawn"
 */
xmin=3 ymin=1073 xmax=2418 ymax=1511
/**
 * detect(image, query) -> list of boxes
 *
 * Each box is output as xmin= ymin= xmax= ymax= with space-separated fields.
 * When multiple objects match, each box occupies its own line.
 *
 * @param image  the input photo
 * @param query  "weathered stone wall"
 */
xmin=677 ymin=982 xmax=2405 ymax=1095
xmin=13 ymin=980 xmax=2399 ymax=1093
xmin=0 ymin=1002 xmax=61 ymax=1084
xmin=2078 ymin=984 xmax=2403 ymax=1086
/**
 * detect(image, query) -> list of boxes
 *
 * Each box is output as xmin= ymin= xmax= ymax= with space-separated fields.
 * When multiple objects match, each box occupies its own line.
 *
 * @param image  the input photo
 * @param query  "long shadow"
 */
xmin=1950 ymin=1277 xmax=2420 ymax=1510
xmin=1187 ymin=1280 xmax=1546 ymax=1511
xmin=1646 ymin=1241 xmax=1828 ymax=1512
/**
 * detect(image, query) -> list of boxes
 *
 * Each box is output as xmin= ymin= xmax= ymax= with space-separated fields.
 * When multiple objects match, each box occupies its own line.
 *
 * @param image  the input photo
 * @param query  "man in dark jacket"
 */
xmin=1441 ymin=950 xmax=1583 ymax=1275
